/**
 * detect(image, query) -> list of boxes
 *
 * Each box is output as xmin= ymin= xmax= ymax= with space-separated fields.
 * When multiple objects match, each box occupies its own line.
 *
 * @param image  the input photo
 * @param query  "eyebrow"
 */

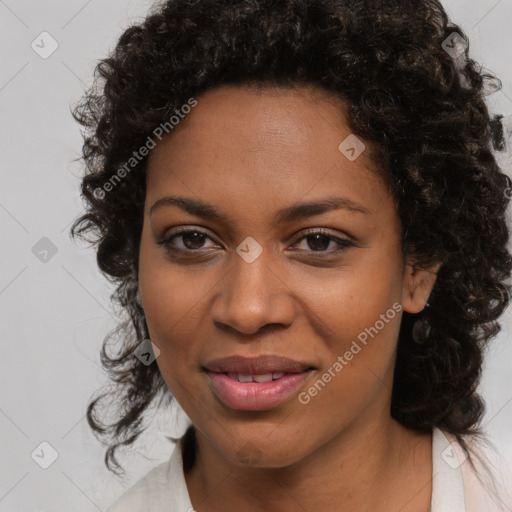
xmin=149 ymin=195 xmax=372 ymax=223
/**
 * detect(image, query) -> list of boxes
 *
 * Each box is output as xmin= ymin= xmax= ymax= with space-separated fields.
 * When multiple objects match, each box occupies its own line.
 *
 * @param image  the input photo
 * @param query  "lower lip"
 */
xmin=206 ymin=371 xmax=313 ymax=411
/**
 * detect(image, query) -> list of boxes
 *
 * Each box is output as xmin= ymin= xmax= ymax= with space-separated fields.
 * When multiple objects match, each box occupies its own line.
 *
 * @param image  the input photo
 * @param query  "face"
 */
xmin=138 ymin=84 xmax=436 ymax=468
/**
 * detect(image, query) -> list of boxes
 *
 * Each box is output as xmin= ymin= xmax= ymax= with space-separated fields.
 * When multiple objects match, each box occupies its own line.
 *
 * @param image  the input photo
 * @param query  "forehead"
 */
xmin=145 ymin=84 xmax=392 ymax=217
xmin=149 ymin=84 xmax=356 ymax=160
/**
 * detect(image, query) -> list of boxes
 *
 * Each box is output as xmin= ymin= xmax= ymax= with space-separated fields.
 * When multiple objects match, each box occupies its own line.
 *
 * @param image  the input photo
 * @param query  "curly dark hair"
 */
xmin=70 ymin=0 xmax=512 ymax=475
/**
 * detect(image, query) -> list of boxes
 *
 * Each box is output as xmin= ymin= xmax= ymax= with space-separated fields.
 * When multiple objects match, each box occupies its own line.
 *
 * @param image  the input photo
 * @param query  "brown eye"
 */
xmin=303 ymin=233 xmax=332 ymax=251
xmin=176 ymin=231 xmax=208 ymax=250
xmin=158 ymin=227 xmax=220 ymax=253
xmin=292 ymin=230 xmax=354 ymax=254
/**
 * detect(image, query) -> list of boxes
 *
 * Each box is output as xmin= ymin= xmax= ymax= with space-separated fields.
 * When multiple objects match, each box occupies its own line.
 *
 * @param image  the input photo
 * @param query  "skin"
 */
xmin=138 ymin=84 xmax=441 ymax=512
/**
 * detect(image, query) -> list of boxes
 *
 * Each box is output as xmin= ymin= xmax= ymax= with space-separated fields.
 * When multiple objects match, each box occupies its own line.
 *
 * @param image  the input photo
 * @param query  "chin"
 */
xmin=217 ymin=436 xmax=305 ymax=468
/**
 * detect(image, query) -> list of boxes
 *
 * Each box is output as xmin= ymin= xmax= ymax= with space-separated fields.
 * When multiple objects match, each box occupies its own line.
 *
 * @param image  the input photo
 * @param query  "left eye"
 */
xmin=292 ymin=232 xmax=352 ymax=252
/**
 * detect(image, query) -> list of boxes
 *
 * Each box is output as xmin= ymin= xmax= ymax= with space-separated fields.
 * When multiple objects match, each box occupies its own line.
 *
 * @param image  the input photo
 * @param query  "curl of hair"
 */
xmin=70 ymin=0 xmax=512 ymax=475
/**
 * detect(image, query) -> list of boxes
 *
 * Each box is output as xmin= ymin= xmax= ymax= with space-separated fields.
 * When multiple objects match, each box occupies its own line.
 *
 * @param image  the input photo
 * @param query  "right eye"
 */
xmin=157 ymin=227 xmax=221 ymax=253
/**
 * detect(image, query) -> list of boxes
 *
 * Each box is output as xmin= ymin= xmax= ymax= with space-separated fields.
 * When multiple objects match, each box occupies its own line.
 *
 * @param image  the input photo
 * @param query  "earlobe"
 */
xmin=402 ymin=262 xmax=441 ymax=314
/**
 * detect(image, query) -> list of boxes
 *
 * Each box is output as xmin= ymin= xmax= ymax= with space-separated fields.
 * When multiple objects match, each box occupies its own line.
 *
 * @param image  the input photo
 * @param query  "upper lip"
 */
xmin=203 ymin=355 xmax=315 ymax=374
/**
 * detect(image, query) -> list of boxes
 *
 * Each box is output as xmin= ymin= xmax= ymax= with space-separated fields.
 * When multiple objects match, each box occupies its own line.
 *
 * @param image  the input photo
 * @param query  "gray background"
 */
xmin=1 ymin=0 xmax=511 ymax=510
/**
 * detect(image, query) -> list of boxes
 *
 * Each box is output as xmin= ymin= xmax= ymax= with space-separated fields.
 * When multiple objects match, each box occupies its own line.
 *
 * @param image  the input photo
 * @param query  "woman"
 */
xmin=71 ymin=0 xmax=512 ymax=510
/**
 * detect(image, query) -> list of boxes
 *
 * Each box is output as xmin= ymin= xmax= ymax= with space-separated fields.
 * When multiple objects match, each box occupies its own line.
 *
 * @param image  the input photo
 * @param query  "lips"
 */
xmin=203 ymin=355 xmax=316 ymax=410
xmin=203 ymin=354 xmax=315 ymax=375
xmin=206 ymin=370 xmax=313 ymax=410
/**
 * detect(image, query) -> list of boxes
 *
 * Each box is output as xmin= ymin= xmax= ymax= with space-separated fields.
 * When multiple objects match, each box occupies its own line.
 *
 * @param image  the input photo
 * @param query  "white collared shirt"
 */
xmin=106 ymin=428 xmax=509 ymax=511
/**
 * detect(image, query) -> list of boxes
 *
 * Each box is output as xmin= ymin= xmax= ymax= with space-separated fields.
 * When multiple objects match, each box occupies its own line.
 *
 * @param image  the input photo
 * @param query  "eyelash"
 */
xmin=156 ymin=226 xmax=354 ymax=258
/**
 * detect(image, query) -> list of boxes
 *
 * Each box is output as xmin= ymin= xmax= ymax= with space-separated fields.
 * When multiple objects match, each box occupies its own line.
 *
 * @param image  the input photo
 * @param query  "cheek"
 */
xmin=138 ymin=229 xmax=212 ymax=367
xmin=320 ymin=279 xmax=402 ymax=353
xmin=142 ymin=266 xmax=209 ymax=333
xmin=138 ymin=259 xmax=207 ymax=406
xmin=295 ymin=247 xmax=403 ymax=348
xmin=292 ymin=253 xmax=403 ymax=410
xmin=295 ymin=284 xmax=402 ymax=438
xmin=303 ymin=282 xmax=401 ymax=394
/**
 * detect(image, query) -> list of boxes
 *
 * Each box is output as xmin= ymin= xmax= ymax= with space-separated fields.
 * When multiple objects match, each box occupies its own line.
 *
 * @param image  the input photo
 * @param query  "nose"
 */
xmin=209 ymin=250 xmax=296 ymax=336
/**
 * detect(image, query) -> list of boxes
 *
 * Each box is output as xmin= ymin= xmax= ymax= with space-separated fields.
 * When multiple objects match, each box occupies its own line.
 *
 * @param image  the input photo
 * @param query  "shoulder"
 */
xmin=105 ymin=438 xmax=194 ymax=512
xmin=437 ymin=429 xmax=512 ymax=512
xmin=105 ymin=459 xmax=173 ymax=512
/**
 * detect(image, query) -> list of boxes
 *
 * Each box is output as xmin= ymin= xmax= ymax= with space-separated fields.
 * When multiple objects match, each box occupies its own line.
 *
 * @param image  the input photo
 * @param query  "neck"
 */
xmin=183 ymin=414 xmax=432 ymax=512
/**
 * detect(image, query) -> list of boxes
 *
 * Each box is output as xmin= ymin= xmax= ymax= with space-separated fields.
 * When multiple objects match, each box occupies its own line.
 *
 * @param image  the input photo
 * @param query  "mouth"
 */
xmin=204 ymin=367 xmax=315 ymax=411
xmin=202 ymin=355 xmax=317 ymax=410
xmin=210 ymin=370 xmax=313 ymax=383
xmin=203 ymin=354 xmax=316 ymax=375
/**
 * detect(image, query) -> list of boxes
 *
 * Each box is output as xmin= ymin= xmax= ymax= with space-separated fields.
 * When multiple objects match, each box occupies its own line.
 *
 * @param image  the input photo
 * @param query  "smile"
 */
xmin=206 ymin=369 xmax=314 ymax=411
xmin=224 ymin=371 xmax=286 ymax=382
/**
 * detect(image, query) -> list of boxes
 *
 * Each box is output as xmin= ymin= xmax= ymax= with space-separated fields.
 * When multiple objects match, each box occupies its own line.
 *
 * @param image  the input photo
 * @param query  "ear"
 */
xmin=402 ymin=261 xmax=441 ymax=314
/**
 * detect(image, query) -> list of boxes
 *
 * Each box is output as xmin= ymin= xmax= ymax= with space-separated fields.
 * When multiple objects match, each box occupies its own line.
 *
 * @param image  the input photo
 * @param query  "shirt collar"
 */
xmin=165 ymin=427 xmax=467 ymax=511
xmin=431 ymin=427 xmax=466 ymax=511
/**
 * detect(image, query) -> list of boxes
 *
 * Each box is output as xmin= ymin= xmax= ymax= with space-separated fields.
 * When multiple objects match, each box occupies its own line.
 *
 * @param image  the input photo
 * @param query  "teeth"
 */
xmin=253 ymin=373 xmax=273 ymax=383
xmin=225 ymin=372 xmax=288 ymax=382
